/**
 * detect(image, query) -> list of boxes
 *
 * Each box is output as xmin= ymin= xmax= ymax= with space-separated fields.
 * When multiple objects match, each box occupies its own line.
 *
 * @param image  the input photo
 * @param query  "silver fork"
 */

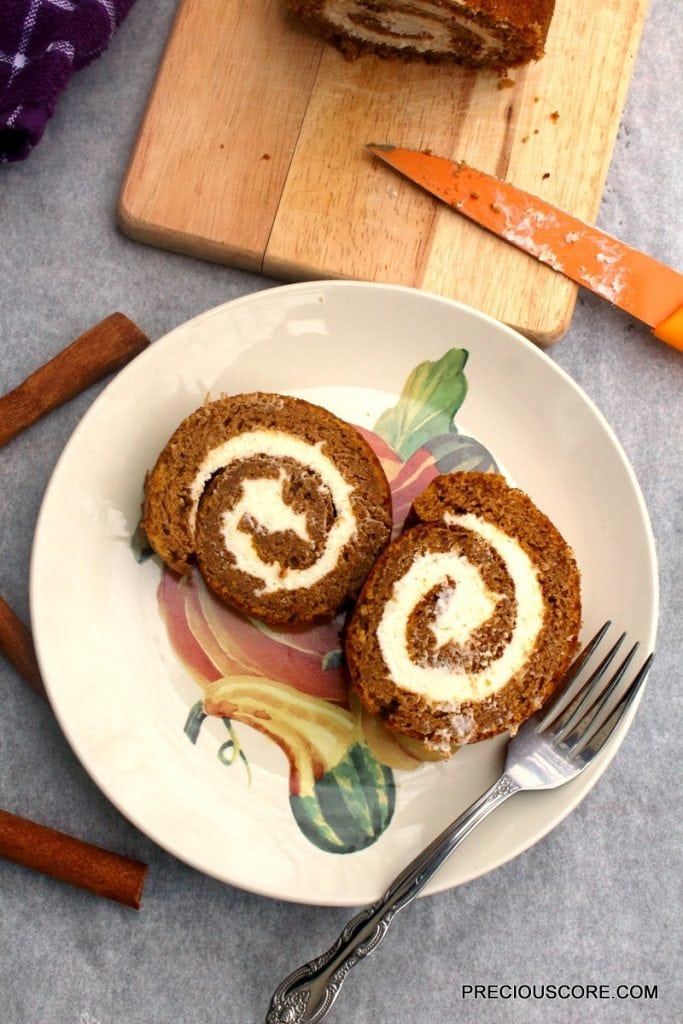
xmin=265 ymin=622 xmax=653 ymax=1024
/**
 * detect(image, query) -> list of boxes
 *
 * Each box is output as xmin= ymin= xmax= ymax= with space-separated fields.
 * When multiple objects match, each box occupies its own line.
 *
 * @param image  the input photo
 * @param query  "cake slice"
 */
xmin=346 ymin=472 xmax=581 ymax=751
xmin=288 ymin=0 xmax=556 ymax=68
xmin=142 ymin=392 xmax=393 ymax=624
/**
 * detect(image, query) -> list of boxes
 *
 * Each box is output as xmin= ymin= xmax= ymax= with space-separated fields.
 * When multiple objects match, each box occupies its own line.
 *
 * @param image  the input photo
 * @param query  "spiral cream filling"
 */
xmin=376 ymin=514 xmax=544 ymax=703
xmin=319 ymin=1 xmax=504 ymax=58
xmin=189 ymin=429 xmax=357 ymax=592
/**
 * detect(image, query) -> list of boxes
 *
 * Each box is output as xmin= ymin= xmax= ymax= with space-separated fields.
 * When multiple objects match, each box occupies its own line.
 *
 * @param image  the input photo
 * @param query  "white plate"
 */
xmin=31 ymin=281 xmax=658 ymax=906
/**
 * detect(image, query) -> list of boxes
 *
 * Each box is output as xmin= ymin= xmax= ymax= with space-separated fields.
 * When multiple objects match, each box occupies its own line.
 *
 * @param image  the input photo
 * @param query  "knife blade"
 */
xmin=367 ymin=144 xmax=683 ymax=351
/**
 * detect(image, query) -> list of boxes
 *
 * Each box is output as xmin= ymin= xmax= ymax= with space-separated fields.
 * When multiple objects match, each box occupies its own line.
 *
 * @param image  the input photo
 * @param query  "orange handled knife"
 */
xmin=367 ymin=144 xmax=683 ymax=351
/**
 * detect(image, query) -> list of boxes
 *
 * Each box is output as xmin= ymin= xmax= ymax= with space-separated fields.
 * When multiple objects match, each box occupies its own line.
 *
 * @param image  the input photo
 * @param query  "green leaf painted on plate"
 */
xmin=218 ymin=718 xmax=241 ymax=766
xmin=131 ymin=519 xmax=154 ymax=563
xmin=373 ymin=348 xmax=469 ymax=461
xmin=321 ymin=648 xmax=344 ymax=671
xmin=290 ymin=741 xmax=395 ymax=854
xmin=421 ymin=432 xmax=499 ymax=475
xmin=184 ymin=701 xmax=207 ymax=743
xmin=217 ymin=719 xmax=252 ymax=783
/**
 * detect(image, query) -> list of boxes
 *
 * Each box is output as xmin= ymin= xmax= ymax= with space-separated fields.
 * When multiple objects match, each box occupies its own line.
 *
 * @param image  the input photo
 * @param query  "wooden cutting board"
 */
xmin=118 ymin=0 xmax=649 ymax=344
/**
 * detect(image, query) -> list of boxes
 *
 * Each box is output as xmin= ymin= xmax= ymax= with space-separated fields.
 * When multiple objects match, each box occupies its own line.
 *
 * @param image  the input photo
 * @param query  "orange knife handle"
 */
xmin=653 ymin=306 xmax=683 ymax=351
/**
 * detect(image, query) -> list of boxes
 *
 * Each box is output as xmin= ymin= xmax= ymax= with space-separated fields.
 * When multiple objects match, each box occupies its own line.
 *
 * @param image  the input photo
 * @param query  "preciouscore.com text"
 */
xmin=461 ymin=983 xmax=658 ymax=1001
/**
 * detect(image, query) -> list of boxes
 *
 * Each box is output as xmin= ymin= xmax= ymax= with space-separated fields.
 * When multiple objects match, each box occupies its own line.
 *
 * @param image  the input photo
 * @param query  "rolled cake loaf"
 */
xmin=143 ymin=393 xmax=393 ymax=624
xmin=346 ymin=472 xmax=581 ymax=750
xmin=288 ymin=0 xmax=556 ymax=68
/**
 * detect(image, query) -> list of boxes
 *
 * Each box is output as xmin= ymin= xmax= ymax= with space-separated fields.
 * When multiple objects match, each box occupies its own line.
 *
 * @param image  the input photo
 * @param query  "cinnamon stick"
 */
xmin=0 ymin=312 xmax=149 ymax=446
xmin=0 ymin=808 xmax=147 ymax=908
xmin=0 ymin=595 xmax=48 ymax=700
xmin=1 ymin=598 xmax=149 ymax=906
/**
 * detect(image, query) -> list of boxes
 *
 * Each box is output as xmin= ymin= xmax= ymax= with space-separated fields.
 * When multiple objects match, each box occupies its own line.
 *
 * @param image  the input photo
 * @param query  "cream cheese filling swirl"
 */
xmin=189 ymin=429 xmax=357 ymax=594
xmin=376 ymin=514 xmax=545 ymax=704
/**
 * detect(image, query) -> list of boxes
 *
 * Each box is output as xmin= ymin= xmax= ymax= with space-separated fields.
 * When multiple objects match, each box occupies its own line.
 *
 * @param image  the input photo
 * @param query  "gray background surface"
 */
xmin=1 ymin=2 xmax=681 ymax=1022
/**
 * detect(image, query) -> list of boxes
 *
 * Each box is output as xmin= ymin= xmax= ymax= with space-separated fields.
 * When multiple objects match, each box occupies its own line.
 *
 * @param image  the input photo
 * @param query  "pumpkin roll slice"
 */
xmin=143 ymin=392 xmax=393 ymax=624
xmin=346 ymin=472 xmax=581 ymax=751
xmin=287 ymin=1 xmax=556 ymax=68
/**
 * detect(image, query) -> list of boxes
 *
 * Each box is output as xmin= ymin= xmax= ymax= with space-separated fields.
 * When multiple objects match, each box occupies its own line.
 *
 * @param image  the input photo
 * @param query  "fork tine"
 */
xmin=553 ymin=635 xmax=633 ymax=743
xmin=567 ymin=653 xmax=654 ymax=761
xmin=534 ymin=621 xmax=613 ymax=734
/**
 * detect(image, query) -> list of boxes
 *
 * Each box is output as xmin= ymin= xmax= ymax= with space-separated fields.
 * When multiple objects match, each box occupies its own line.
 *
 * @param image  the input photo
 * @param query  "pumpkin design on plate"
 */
xmin=142 ymin=349 xmax=498 ymax=853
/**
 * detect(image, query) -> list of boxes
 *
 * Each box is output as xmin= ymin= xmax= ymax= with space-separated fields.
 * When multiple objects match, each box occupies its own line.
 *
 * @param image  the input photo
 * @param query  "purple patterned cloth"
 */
xmin=0 ymin=0 xmax=136 ymax=163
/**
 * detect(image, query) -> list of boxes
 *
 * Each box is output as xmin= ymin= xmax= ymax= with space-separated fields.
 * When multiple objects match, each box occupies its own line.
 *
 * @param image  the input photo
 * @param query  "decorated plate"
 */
xmin=30 ymin=282 xmax=658 ymax=906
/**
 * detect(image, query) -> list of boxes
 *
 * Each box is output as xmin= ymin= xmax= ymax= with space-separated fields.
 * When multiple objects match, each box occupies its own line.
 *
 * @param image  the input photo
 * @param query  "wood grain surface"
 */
xmin=118 ymin=0 xmax=649 ymax=344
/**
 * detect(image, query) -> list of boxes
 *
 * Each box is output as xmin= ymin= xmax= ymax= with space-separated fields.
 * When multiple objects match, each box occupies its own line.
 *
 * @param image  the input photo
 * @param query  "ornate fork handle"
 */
xmin=266 ymin=773 xmax=519 ymax=1023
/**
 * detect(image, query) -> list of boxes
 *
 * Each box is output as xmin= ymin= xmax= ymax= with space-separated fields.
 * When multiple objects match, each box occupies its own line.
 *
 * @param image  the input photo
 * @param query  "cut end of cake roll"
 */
xmin=346 ymin=472 xmax=581 ymax=751
xmin=288 ymin=1 xmax=556 ymax=69
xmin=142 ymin=393 xmax=393 ymax=624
